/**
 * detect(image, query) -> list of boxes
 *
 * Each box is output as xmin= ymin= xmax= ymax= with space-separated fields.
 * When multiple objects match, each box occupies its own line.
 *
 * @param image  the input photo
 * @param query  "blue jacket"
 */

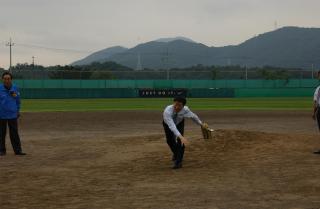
xmin=0 ymin=84 xmax=21 ymax=119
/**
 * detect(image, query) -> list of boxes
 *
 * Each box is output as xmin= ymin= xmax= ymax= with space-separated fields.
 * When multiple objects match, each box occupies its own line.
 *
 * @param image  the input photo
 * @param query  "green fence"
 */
xmin=14 ymin=79 xmax=319 ymax=89
xmin=13 ymin=79 xmax=319 ymax=99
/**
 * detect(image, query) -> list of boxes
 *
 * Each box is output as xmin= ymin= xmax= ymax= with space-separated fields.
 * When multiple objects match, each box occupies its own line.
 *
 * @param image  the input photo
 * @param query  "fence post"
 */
xmin=245 ymin=65 xmax=248 ymax=80
xmin=312 ymin=64 xmax=314 ymax=79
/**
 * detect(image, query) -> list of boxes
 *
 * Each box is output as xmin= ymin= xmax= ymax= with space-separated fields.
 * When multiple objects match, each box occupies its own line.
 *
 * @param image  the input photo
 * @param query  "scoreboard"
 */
xmin=139 ymin=89 xmax=187 ymax=98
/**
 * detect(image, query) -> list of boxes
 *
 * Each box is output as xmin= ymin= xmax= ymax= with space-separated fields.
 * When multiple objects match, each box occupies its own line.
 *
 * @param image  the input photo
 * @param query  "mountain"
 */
xmin=107 ymin=40 xmax=211 ymax=69
xmin=72 ymin=27 xmax=320 ymax=69
xmin=72 ymin=46 xmax=128 ymax=66
xmin=214 ymin=27 xmax=320 ymax=68
xmin=154 ymin=36 xmax=195 ymax=43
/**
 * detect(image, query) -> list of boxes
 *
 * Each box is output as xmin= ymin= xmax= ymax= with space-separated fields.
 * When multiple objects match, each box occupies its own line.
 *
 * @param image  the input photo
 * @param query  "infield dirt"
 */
xmin=1 ymin=110 xmax=320 ymax=209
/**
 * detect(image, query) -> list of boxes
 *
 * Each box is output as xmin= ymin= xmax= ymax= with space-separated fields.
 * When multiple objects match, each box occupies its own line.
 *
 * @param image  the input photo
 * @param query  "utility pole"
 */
xmin=227 ymin=58 xmax=231 ymax=66
xmin=6 ymin=38 xmax=14 ymax=71
xmin=32 ymin=56 xmax=35 ymax=67
xmin=162 ymin=47 xmax=170 ymax=80
xmin=136 ymin=53 xmax=142 ymax=71
xmin=166 ymin=48 xmax=169 ymax=80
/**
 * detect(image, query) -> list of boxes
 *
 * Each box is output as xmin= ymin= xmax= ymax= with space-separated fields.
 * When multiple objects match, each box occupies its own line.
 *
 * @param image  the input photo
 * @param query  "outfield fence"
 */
xmin=14 ymin=79 xmax=319 ymax=89
xmin=13 ymin=79 xmax=319 ymax=99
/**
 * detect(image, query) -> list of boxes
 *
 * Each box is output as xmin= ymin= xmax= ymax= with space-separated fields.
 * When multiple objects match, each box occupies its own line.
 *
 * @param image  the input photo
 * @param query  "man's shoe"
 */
xmin=314 ymin=150 xmax=320 ymax=154
xmin=0 ymin=152 xmax=6 ymax=156
xmin=172 ymin=162 xmax=182 ymax=169
xmin=15 ymin=152 xmax=26 ymax=156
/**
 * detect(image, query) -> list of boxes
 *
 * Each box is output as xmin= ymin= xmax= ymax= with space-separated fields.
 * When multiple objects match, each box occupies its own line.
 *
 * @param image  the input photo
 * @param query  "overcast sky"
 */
xmin=0 ymin=0 xmax=319 ymax=69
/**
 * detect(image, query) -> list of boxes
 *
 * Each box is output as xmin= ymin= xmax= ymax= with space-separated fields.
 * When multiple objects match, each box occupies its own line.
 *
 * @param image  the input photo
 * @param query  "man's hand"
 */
xmin=179 ymin=135 xmax=189 ymax=146
xmin=17 ymin=112 xmax=21 ymax=118
xmin=313 ymin=103 xmax=318 ymax=121
xmin=201 ymin=122 xmax=208 ymax=128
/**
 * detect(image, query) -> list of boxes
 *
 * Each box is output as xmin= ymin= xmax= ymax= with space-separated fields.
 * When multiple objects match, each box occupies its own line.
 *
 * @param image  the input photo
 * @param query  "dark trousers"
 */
xmin=163 ymin=120 xmax=185 ymax=165
xmin=0 ymin=119 xmax=22 ymax=154
xmin=317 ymin=109 xmax=320 ymax=130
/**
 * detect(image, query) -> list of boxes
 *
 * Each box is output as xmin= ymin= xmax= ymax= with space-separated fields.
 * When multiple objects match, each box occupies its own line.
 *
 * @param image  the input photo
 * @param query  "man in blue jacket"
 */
xmin=0 ymin=72 xmax=26 ymax=156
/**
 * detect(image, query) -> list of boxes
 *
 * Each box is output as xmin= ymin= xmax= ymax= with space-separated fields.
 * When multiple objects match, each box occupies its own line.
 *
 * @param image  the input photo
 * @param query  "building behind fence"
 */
xmin=5 ymin=69 xmax=318 ymax=80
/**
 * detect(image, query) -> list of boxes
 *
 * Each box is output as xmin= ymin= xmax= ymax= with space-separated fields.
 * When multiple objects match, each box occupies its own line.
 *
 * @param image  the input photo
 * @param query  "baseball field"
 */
xmin=1 ymin=97 xmax=320 ymax=209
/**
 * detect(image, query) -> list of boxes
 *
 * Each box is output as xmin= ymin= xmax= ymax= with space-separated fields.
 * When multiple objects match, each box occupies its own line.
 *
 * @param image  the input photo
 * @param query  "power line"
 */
xmin=11 ymin=42 xmax=212 ymax=56
xmin=15 ymin=43 xmax=94 ymax=54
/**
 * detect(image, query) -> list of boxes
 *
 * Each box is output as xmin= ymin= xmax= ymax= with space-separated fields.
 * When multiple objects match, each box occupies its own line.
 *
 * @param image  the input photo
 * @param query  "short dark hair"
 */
xmin=2 ymin=72 xmax=13 ymax=79
xmin=318 ymin=70 xmax=320 ymax=76
xmin=174 ymin=97 xmax=187 ymax=106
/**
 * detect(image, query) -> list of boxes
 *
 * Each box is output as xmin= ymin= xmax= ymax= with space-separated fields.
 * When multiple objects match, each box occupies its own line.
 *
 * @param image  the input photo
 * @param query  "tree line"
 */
xmin=0 ymin=62 xmax=313 ymax=80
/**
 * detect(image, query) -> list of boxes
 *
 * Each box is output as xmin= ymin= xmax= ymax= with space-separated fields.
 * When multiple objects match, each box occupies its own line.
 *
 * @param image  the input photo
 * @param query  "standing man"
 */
xmin=163 ymin=97 xmax=204 ymax=169
xmin=0 ymin=72 xmax=26 ymax=156
xmin=312 ymin=70 xmax=320 ymax=154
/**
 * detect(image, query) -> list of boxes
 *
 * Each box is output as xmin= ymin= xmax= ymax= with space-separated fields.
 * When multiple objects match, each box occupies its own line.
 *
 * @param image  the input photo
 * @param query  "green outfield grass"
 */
xmin=20 ymin=97 xmax=312 ymax=112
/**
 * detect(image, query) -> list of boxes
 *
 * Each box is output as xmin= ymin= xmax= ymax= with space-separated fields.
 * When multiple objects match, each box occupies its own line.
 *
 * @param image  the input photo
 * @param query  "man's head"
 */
xmin=2 ymin=72 xmax=13 ymax=88
xmin=173 ymin=97 xmax=187 ymax=113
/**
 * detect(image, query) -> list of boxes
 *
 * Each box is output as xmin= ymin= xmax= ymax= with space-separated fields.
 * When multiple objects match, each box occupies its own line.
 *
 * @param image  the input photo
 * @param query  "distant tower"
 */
xmin=136 ymin=53 xmax=142 ymax=71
